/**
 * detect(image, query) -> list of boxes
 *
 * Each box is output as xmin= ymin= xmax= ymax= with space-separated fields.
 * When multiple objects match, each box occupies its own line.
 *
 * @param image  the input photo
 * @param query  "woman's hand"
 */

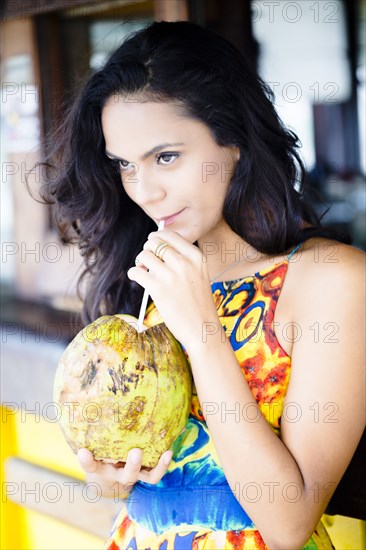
xmin=127 ymin=230 xmax=220 ymax=348
xmin=77 ymin=447 xmax=173 ymax=499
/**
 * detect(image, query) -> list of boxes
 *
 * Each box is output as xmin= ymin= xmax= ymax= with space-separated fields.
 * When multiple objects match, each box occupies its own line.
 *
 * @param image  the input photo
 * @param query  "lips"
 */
xmin=156 ymin=208 xmax=185 ymax=226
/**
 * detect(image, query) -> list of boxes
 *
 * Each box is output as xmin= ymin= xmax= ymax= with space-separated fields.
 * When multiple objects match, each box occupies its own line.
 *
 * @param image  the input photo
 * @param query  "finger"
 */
xmin=120 ymin=448 xmax=143 ymax=485
xmin=127 ymin=264 xmax=152 ymax=288
xmin=130 ymin=243 xmax=178 ymax=285
xmin=128 ymin=247 xmax=176 ymax=287
xmin=144 ymin=239 xmax=180 ymax=265
xmin=148 ymin=230 xmax=201 ymax=259
xmin=77 ymin=448 xmax=100 ymax=474
xmin=135 ymin=249 xmax=165 ymax=271
xmin=134 ymin=256 xmax=148 ymax=271
xmin=139 ymin=450 xmax=173 ymax=484
xmin=77 ymin=449 xmax=125 ymax=478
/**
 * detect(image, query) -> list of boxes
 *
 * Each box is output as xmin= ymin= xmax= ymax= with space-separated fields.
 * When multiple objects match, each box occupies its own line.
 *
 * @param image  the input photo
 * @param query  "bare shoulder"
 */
xmin=292 ymin=236 xmax=365 ymax=271
xmin=287 ymin=237 xmax=365 ymax=315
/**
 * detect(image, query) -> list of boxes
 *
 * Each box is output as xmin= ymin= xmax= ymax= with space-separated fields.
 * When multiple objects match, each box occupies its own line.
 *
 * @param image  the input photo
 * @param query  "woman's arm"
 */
xmin=185 ymin=243 xmax=365 ymax=549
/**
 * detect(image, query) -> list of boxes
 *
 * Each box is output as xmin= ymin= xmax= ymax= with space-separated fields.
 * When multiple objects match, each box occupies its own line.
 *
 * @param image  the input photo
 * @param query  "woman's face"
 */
xmin=102 ymin=96 xmax=240 ymax=244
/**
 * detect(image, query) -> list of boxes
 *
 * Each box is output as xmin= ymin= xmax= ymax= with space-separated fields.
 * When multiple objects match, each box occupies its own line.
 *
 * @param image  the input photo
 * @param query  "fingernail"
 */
xmin=129 ymin=449 xmax=142 ymax=465
xmin=163 ymin=451 xmax=173 ymax=466
xmin=77 ymin=448 xmax=88 ymax=463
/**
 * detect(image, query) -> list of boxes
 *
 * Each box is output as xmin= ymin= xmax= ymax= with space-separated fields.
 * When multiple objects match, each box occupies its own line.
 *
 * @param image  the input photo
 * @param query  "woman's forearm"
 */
xmin=186 ymin=328 xmax=317 ymax=549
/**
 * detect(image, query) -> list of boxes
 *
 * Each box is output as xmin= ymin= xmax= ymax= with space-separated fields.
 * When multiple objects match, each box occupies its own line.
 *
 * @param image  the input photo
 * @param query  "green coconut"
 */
xmin=53 ymin=314 xmax=192 ymax=468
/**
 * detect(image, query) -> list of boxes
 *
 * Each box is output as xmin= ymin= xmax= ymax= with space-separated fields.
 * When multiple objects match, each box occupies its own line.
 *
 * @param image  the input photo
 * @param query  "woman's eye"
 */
xmin=109 ymin=158 xmax=132 ymax=173
xmin=119 ymin=160 xmax=133 ymax=171
xmin=156 ymin=153 xmax=179 ymax=165
xmin=109 ymin=152 xmax=178 ymax=174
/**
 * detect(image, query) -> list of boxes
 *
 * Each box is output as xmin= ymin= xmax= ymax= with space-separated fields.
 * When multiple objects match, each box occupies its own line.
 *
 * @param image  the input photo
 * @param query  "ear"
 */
xmin=231 ymin=146 xmax=240 ymax=162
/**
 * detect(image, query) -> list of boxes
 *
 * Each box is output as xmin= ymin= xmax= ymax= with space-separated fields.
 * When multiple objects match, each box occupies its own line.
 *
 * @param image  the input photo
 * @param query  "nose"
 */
xmin=130 ymin=166 xmax=166 ymax=207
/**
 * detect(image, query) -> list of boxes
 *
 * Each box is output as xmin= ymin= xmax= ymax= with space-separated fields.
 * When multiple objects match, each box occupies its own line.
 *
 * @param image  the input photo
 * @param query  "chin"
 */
xmin=178 ymin=226 xmax=202 ymax=245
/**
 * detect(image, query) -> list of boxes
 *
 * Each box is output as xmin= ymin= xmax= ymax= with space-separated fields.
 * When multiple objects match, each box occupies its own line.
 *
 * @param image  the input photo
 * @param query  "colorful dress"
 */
xmin=105 ymin=244 xmax=334 ymax=550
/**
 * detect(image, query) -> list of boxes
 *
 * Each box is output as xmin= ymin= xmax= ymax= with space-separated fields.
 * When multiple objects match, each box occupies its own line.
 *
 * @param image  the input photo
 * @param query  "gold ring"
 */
xmin=154 ymin=242 xmax=172 ymax=261
xmin=159 ymin=245 xmax=172 ymax=261
xmin=154 ymin=241 xmax=168 ymax=256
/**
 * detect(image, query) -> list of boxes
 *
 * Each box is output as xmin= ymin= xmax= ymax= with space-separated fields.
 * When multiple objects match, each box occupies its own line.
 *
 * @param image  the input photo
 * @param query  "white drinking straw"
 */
xmin=137 ymin=220 xmax=165 ymax=332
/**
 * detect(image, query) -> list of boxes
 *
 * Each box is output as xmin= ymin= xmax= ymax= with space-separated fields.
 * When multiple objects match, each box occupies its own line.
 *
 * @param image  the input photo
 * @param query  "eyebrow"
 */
xmin=105 ymin=142 xmax=185 ymax=162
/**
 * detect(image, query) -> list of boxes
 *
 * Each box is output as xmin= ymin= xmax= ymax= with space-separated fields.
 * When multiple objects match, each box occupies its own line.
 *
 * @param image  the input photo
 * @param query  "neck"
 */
xmin=197 ymin=223 xmax=263 ymax=281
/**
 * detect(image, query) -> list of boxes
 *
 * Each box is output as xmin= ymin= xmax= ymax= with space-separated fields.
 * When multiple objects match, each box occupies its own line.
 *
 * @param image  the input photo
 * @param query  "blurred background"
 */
xmin=1 ymin=1 xmax=365 ymax=548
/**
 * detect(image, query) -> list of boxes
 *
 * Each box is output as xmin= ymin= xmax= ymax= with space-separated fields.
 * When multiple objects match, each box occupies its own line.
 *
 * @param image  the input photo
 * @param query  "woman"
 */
xmin=43 ymin=20 xmax=365 ymax=550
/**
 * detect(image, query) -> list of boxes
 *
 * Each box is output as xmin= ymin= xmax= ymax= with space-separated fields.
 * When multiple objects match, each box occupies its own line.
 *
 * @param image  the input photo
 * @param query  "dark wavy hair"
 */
xmin=38 ymin=20 xmax=351 ymax=324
